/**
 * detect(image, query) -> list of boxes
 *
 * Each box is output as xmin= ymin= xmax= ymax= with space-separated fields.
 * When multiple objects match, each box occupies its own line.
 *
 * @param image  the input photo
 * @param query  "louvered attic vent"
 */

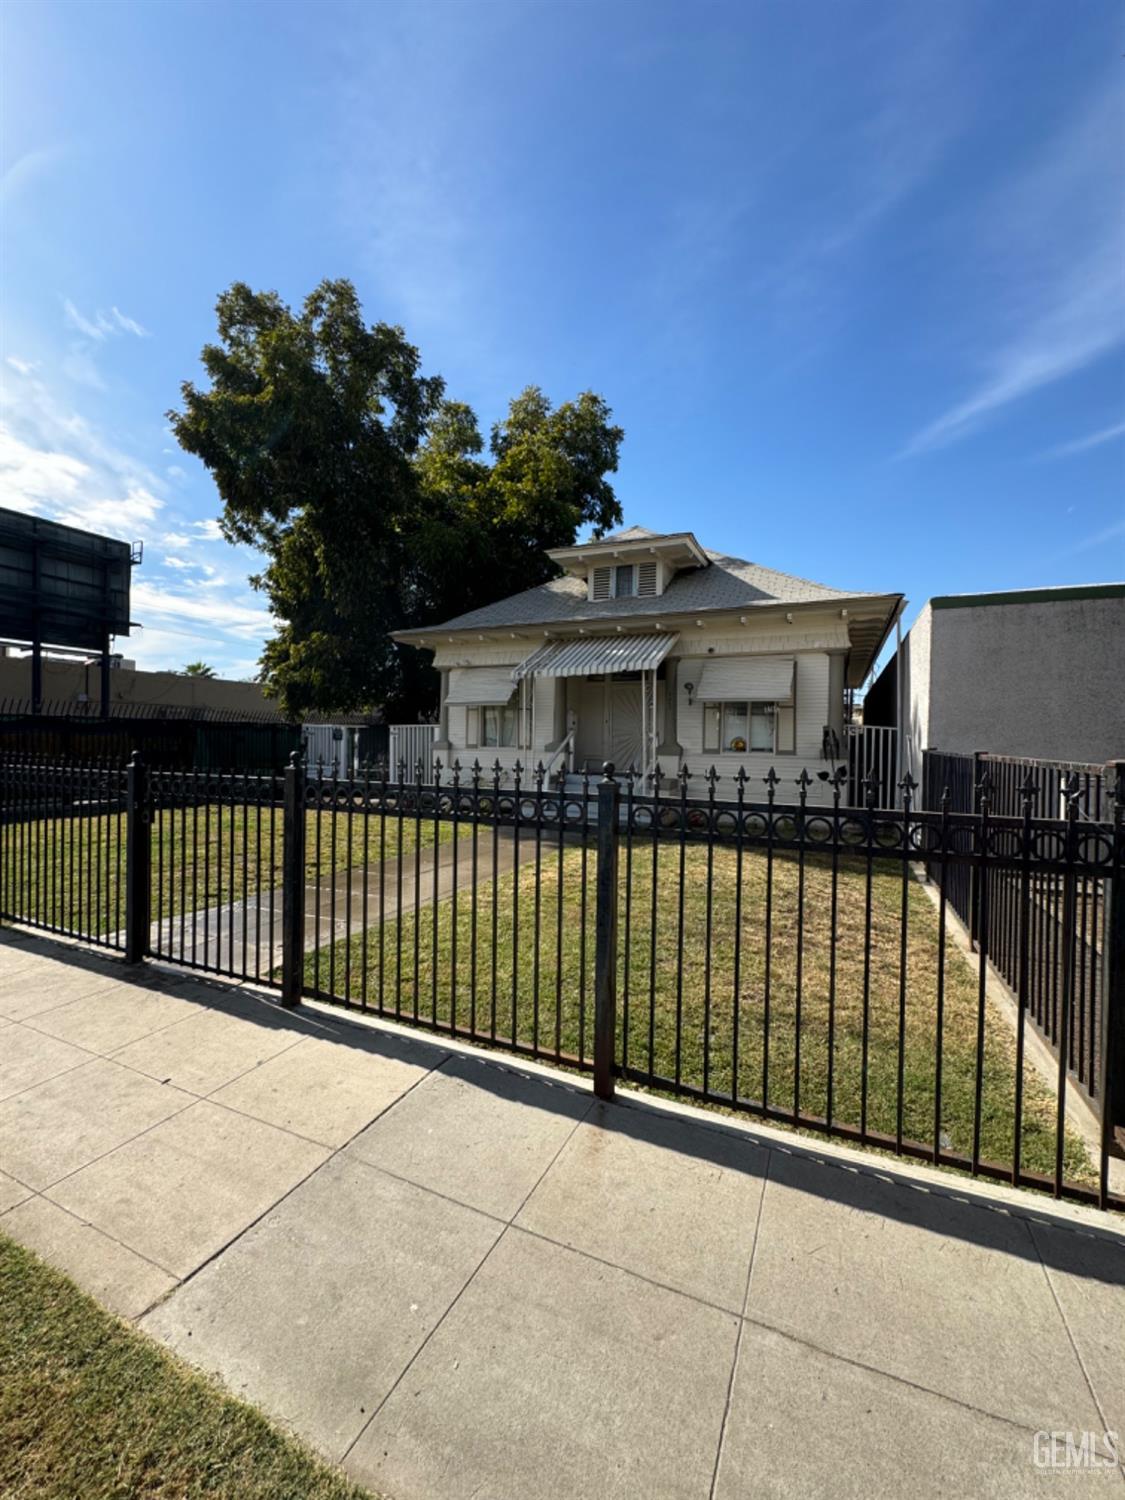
xmin=591 ymin=566 xmax=611 ymax=600
xmin=637 ymin=561 xmax=658 ymax=596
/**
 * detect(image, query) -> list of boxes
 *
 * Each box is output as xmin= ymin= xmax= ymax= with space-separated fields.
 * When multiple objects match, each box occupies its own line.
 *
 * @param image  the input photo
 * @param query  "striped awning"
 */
xmin=696 ymin=656 xmax=795 ymax=703
xmin=512 ymin=633 xmax=678 ymax=680
xmin=445 ymin=667 xmax=518 ymax=705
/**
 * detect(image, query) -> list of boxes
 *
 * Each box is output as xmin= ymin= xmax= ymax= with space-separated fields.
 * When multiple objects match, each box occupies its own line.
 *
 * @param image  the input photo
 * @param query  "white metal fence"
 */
xmin=388 ymin=723 xmax=437 ymax=778
xmin=847 ymin=723 xmax=900 ymax=807
xmin=301 ymin=724 xmax=361 ymax=776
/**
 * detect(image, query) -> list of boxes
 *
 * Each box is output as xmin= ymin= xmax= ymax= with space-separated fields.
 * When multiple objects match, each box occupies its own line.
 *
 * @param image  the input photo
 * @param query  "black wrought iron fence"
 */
xmin=922 ymin=750 xmax=1115 ymax=1110
xmin=0 ymin=749 xmax=1122 ymax=1213
xmin=0 ymin=756 xmax=128 ymax=949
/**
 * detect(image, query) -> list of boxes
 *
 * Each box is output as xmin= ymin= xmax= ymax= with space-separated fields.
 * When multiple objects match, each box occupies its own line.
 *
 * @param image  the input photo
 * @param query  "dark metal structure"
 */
xmin=922 ymin=749 xmax=1113 ymax=1114
xmin=1 ymin=751 xmax=1121 ymax=1211
xmin=0 ymin=509 xmax=140 ymax=717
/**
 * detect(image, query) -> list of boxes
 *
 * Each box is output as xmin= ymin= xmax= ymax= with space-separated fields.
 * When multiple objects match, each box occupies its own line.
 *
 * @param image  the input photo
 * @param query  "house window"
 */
xmin=481 ymin=704 xmax=518 ymax=747
xmin=614 ymin=564 xmax=636 ymax=597
xmin=703 ymin=701 xmax=793 ymax=754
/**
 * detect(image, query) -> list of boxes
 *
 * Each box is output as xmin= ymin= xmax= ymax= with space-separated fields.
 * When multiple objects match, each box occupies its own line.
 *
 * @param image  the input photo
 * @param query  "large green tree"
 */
xmin=170 ymin=279 xmax=623 ymax=721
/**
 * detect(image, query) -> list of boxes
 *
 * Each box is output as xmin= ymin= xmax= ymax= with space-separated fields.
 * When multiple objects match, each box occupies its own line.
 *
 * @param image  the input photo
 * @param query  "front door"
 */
xmin=573 ymin=678 xmax=652 ymax=773
xmin=608 ymin=681 xmax=643 ymax=771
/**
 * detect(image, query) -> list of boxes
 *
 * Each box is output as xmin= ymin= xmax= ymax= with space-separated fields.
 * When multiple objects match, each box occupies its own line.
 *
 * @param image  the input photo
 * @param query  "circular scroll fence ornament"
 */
xmin=772 ymin=813 xmax=798 ymax=842
xmin=714 ymin=809 xmax=739 ymax=837
xmin=908 ymin=821 xmax=941 ymax=854
xmin=1076 ymin=829 xmax=1114 ymax=868
xmin=519 ymin=797 xmax=539 ymax=821
xmin=742 ymin=812 xmax=769 ymax=839
xmin=874 ymin=821 xmax=903 ymax=850
xmin=1031 ymin=828 xmax=1066 ymax=862
xmin=563 ymin=799 xmax=586 ymax=825
xmin=839 ymin=817 xmax=867 ymax=847
xmin=630 ymin=804 xmax=655 ymax=832
xmin=984 ymin=826 xmax=1023 ymax=860
xmin=947 ymin=823 xmax=977 ymax=857
xmin=804 ymin=816 xmax=833 ymax=844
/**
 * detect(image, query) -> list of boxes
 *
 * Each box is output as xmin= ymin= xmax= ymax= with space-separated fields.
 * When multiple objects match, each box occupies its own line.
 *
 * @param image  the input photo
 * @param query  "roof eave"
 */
xmin=394 ymin=592 xmax=903 ymax=651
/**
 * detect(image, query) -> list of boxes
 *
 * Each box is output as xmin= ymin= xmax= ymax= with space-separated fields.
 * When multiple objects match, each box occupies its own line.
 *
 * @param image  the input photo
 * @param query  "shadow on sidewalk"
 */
xmin=4 ymin=923 xmax=1124 ymax=1282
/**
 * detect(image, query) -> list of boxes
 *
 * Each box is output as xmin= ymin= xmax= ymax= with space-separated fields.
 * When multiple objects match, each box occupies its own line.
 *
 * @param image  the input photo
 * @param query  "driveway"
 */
xmin=1 ymin=926 xmax=1123 ymax=1498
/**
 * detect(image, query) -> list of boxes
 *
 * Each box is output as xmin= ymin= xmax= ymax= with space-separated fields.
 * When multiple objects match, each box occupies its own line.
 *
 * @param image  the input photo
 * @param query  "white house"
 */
xmin=393 ymin=527 xmax=902 ymax=803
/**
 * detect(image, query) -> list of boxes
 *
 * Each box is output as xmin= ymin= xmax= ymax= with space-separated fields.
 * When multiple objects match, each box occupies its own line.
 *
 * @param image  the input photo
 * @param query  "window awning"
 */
xmin=695 ymin=656 xmax=795 ymax=703
xmin=512 ymin=633 xmax=679 ymax=680
xmin=445 ymin=667 xmax=518 ymax=705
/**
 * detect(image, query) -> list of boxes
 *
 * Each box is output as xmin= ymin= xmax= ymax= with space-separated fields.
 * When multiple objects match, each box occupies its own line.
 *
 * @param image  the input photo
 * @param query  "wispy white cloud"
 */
xmin=63 ymin=299 xmax=112 ymax=341
xmin=1 ymin=358 xmax=270 ymax=676
xmin=5 ymin=355 xmax=37 ymax=376
xmin=0 ymin=145 xmax=66 ymax=202
xmin=131 ymin=580 xmax=273 ymax=640
xmin=1039 ymin=419 xmax=1125 ymax=462
xmin=62 ymin=298 xmax=149 ymax=342
xmin=902 ymin=76 xmax=1125 ymax=457
xmin=1066 ymin=516 xmax=1125 ymax=556
xmin=111 ymin=306 xmax=148 ymax=338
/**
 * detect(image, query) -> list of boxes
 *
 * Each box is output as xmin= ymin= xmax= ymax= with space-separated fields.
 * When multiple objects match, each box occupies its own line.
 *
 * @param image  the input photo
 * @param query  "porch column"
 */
xmin=657 ymin=656 xmax=683 ymax=758
xmin=826 ymin=651 xmax=846 ymax=744
xmin=434 ymin=669 xmax=451 ymax=752
xmin=545 ymin=675 xmax=568 ymax=751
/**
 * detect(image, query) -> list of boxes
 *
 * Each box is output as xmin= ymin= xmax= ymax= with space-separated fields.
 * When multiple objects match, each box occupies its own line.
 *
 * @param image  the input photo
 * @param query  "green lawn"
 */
xmin=0 ymin=1233 xmax=373 ymax=1500
xmin=308 ymin=838 xmax=1093 ymax=1188
xmin=3 ymin=805 xmax=459 ymax=938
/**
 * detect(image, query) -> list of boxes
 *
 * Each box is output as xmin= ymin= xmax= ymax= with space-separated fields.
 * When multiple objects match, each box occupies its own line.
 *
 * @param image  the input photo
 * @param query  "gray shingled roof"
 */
xmin=400 ymin=534 xmax=889 ymax=635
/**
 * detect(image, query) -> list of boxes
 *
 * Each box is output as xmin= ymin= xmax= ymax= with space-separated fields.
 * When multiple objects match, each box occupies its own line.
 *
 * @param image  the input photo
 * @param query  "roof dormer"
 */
xmin=546 ymin=528 xmax=708 ymax=604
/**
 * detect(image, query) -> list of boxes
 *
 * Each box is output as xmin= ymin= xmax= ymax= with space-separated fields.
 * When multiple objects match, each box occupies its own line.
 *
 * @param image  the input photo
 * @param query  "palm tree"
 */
xmin=183 ymin=661 xmax=216 ymax=678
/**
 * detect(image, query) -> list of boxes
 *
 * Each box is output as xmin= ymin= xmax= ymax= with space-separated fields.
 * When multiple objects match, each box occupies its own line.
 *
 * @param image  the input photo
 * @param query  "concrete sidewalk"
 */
xmin=1 ymin=928 xmax=1123 ymax=1499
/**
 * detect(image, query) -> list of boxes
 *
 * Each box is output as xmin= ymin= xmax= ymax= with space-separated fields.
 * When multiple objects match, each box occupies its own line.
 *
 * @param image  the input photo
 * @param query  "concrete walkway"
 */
xmin=1 ymin=927 xmax=1123 ymax=1499
xmin=140 ymin=825 xmax=538 ymax=981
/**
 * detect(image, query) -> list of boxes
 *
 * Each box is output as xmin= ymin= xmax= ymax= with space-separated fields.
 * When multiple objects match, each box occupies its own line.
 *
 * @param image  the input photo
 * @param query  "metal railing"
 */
xmin=387 ymin=724 xmax=437 ymax=781
xmin=0 ymin=757 xmax=129 ymax=950
xmin=1 ymin=750 xmax=1122 ymax=1212
xmin=922 ymin=750 xmax=1117 ymax=1110
xmin=847 ymin=723 xmax=898 ymax=807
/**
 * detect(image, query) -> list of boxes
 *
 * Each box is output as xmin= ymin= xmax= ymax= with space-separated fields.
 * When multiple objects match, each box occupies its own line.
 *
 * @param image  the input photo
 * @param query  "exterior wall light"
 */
xmin=684 ymin=681 xmax=695 ymax=705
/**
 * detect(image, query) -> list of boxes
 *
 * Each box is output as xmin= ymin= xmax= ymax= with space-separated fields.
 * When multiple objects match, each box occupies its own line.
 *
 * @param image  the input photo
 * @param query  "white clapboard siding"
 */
xmin=677 ymin=652 xmax=835 ymax=804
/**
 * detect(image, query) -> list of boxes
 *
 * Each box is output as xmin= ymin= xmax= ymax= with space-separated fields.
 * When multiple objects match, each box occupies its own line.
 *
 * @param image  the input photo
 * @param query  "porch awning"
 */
xmin=445 ymin=667 xmax=518 ymax=705
xmin=512 ymin=633 xmax=679 ymax=681
xmin=696 ymin=656 xmax=795 ymax=703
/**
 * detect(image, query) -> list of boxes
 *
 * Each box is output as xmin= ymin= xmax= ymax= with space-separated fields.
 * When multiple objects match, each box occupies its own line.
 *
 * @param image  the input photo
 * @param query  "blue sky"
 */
xmin=1 ymin=0 xmax=1122 ymax=682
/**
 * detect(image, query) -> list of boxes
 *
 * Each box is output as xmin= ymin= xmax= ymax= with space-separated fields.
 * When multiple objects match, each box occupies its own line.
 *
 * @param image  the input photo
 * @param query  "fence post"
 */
xmin=593 ymin=762 xmax=620 ymax=1101
xmin=969 ymin=749 xmax=984 ymax=949
xmin=281 ymin=752 xmax=306 ymax=1009
xmin=124 ymin=751 xmax=150 ymax=964
xmin=1100 ymin=763 xmax=1125 ymax=1206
